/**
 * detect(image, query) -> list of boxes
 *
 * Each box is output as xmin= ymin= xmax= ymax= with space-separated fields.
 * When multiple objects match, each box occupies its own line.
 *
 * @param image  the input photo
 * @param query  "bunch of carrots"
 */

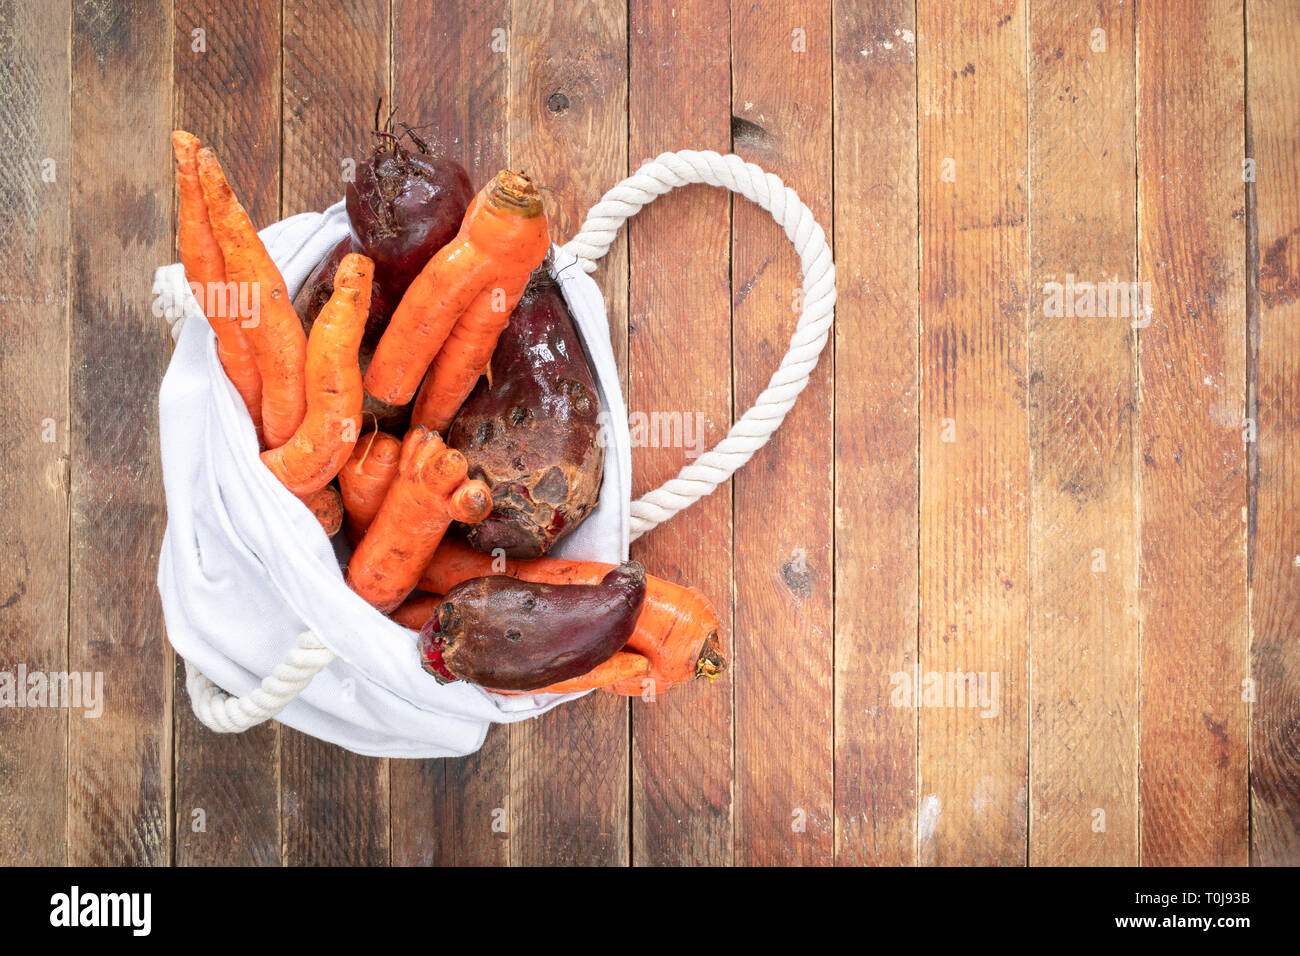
xmin=171 ymin=129 xmax=723 ymax=701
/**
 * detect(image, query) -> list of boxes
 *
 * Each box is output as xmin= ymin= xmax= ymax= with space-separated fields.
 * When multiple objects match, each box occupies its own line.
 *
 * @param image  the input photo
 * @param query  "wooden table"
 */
xmin=1 ymin=0 xmax=1296 ymax=866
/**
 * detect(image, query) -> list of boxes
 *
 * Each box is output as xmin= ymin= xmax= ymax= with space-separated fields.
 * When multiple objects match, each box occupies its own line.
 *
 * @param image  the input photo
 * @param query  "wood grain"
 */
xmin=172 ymin=0 xmax=282 ymax=867
xmin=1026 ymin=0 xmax=1139 ymax=865
xmin=506 ymin=0 xmax=631 ymax=866
xmin=916 ymin=0 xmax=1030 ymax=866
xmin=280 ymin=0 xmax=391 ymax=865
xmin=67 ymin=0 xmax=173 ymax=865
xmin=627 ymin=0 xmax=734 ymax=867
xmin=730 ymin=0 xmax=835 ymax=866
xmin=831 ymin=0 xmax=919 ymax=866
xmin=0 ymin=0 xmax=70 ymax=865
xmin=1246 ymin=0 xmax=1300 ymax=867
xmin=1136 ymin=0 xmax=1248 ymax=866
xmin=389 ymin=0 xmax=512 ymax=867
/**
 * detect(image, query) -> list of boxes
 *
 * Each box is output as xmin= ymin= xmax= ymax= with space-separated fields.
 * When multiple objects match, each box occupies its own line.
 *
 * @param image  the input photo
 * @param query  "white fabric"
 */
xmin=154 ymin=202 xmax=631 ymax=758
xmin=561 ymin=150 xmax=836 ymax=540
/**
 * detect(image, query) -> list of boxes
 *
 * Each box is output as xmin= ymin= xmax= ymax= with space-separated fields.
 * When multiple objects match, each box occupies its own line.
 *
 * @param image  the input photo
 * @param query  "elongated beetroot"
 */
xmin=447 ymin=268 xmax=604 ymax=558
xmin=419 ymin=563 xmax=646 ymax=691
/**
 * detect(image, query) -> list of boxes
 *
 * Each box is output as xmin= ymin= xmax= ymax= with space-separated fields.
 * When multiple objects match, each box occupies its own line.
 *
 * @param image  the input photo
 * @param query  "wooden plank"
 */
xmin=916 ymin=1 xmax=1030 ymax=865
xmin=0 ymin=0 xmax=71 ymax=866
xmin=731 ymin=0 xmax=835 ymax=866
xmin=1026 ymin=0 xmax=1139 ymax=865
xmin=67 ymin=0 xmax=173 ymax=865
xmin=280 ymin=0 xmax=391 ymax=865
xmin=1246 ymin=0 xmax=1300 ymax=867
xmin=389 ymin=0 xmax=512 ymax=867
xmin=506 ymin=0 xmax=631 ymax=866
xmin=172 ymin=0 xmax=282 ymax=868
xmin=1135 ymin=0 xmax=1248 ymax=866
xmin=831 ymin=0 xmax=919 ymax=866
xmin=627 ymin=0 xmax=734 ymax=867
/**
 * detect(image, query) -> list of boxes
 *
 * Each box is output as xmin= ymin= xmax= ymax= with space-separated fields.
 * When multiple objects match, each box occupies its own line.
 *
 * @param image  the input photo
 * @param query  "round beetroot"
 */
xmin=345 ymin=132 xmax=474 ymax=295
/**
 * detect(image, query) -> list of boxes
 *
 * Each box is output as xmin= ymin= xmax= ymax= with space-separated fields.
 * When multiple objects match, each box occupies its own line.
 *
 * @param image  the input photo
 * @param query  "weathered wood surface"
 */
xmin=0 ymin=0 xmax=1293 ymax=866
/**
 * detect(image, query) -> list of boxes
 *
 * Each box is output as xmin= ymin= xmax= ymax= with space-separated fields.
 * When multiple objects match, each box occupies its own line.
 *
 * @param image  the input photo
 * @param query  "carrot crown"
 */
xmin=488 ymin=170 xmax=543 ymax=217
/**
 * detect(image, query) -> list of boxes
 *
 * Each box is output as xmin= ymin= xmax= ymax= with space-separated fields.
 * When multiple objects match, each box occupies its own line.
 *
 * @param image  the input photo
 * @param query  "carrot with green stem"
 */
xmin=171 ymin=130 xmax=263 ymax=440
xmin=261 ymin=253 xmax=373 ymax=496
xmin=363 ymin=170 xmax=551 ymax=406
xmin=338 ymin=427 xmax=402 ymax=546
xmin=197 ymin=146 xmax=308 ymax=448
xmin=346 ymin=426 xmax=492 ymax=612
xmin=419 ymin=538 xmax=725 ymax=695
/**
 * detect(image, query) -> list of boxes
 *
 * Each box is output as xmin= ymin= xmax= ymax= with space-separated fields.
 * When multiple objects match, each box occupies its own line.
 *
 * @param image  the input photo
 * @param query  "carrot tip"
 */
xmin=694 ymin=631 xmax=726 ymax=681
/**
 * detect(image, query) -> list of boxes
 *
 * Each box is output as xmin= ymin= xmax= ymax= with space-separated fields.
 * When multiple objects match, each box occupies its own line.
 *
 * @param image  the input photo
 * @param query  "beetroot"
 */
xmin=294 ymin=123 xmax=473 ymax=433
xmin=345 ymin=129 xmax=473 ymax=295
xmin=420 ymin=563 xmax=647 ymax=691
xmin=447 ymin=269 xmax=605 ymax=558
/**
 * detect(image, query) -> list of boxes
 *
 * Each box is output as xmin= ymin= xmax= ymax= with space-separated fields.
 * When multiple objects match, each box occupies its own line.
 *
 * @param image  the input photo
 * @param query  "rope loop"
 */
xmin=561 ymin=150 xmax=836 ymax=540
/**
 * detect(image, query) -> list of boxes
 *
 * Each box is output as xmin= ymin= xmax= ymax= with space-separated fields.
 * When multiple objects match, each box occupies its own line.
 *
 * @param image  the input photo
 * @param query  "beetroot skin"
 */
xmin=419 ymin=563 xmax=646 ymax=691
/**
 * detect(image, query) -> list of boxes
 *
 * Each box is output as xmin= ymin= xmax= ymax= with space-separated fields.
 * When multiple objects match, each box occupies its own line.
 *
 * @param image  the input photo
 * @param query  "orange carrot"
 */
xmin=491 ymin=651 xmax=651 ymax=696
xmin=346 ymin=426 xmax=492 ymax=612
xmin=363 ymin=170 xmax=551 ymax=406
xmin=338 ymin=429 xmax=402 ymax=546
xmin=419 ymin=538 xmax=725 ymax=695
xmin=408 ymin=269 xmax=532 ymax=433
xmin=299 ymin=484 xmax=343 ymax=537
xmin=260 ymin=254 xmax=372 ymax=496
xmin=197 ymin=146 xmax=308 ymax=448
xmin=172 ymin=130 xmax=264 ymax=440
xmin=389 ymin=593 xmax=443 ymax=631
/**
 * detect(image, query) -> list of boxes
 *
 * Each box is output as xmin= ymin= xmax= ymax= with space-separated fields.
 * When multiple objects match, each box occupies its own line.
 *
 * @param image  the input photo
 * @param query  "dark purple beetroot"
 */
xmin=419 ymin=563 xmax=646 ymax=691
xmin=447 ymin=268 xmax=604 ymax=558
xmin=295 ymin=123 xmax=474 ymax=434
xmin=345 ymin=131 xmax=473 ymax=295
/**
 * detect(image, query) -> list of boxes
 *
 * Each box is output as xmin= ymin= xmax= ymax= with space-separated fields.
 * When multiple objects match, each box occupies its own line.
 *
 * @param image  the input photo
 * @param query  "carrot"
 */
xmin=389 ymin=593 xmax=443 ymax=630
xmin=260 ymin=253 xmax=372 ymax=496
xmin=419 ymin=538 xmax=725 ymax=695
xmin=171 ymin=130 xmax=264 ymax=440
xmin=363 ymin=170 xmax=551 ymax=406
xmin=299 ymin=484 xmax=343 ymax=537
xmin=197 ymin=146 xmax=308 ymax=448
xmin=346 ymin=426 xmax=492 ymax=613
xmin=407 ymin=269 xmax=532 ymax=433
xmin=491 ymin=651 xmax=651 ymax=696
xmin=338 ymin=429 xmax=402 ymax=546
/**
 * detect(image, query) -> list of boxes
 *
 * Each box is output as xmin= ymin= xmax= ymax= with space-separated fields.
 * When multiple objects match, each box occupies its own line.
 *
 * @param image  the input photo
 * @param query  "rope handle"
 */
xmin=561 ymin=149 xmax=836 ymax=540
xmin=185 ymin=631 xmax=334 ymax=733
xmin=183 ymin=149 xmax=835 ymax=734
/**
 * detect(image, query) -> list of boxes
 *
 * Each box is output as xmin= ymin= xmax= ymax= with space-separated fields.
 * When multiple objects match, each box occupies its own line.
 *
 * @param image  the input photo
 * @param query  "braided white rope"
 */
xmin=176 ymin=150 xmax=833 ymax=733
xmin=184 ymin=631 xmax=335 ymax=733
xmin=561 ymin=150 xmax=836 ymax=541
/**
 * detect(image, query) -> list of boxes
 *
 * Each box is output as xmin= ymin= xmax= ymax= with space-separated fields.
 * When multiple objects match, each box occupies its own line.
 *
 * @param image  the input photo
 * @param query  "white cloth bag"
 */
xmin=153 ymin=150 xmax=835 ymax=759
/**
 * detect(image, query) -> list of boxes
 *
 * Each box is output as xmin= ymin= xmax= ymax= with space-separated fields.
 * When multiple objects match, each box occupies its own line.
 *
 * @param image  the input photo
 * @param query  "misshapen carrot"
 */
xmin=172 ymin=130 xmax=263 ymax=441
xmin=346 ymin=426 xmax=492 ymax=613
xmin=338 ymin=429 xmax=402 ymax=546
xmin=197 ymin=146 xmax=308 ymax=448
xmin=363 ymin=170 xmax=551 ymax=406
xmin=261 ymin=253 xmax=372 ymax=496
xmin=408 ymin=269 xmax=532 ymax=433
xmin=419 ymin=538 xmax=725 ymax=695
